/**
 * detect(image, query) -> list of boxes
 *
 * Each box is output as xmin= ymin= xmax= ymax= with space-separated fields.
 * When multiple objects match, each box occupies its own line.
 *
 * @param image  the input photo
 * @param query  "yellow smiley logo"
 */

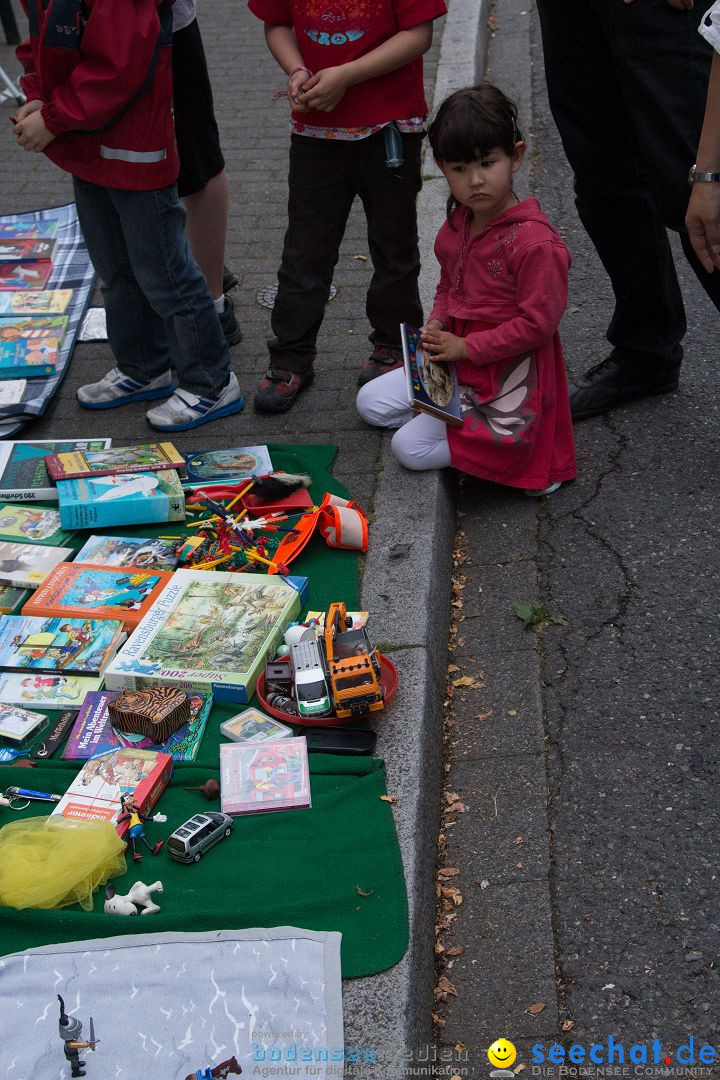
xmin=488 ymin=1039 xmax=517 ymax=1069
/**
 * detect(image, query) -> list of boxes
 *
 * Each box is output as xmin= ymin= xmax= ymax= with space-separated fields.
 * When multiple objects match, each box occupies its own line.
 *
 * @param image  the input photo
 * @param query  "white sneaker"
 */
xmin=145 ymin=372 xmax=245 ymax=432
xmin=77 ymin=367 xmax=175 ymax=410
xmin=524 ymin=481 xmax=562 ymax=497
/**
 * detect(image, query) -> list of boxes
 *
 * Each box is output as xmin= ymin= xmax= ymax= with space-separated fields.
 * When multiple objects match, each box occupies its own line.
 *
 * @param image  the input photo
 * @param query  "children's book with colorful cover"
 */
xmin=21 ymin=563 xmax=173 ymax=631
xmin=0 ymin=380 xmax=26 ymax=406
xmin=74 ymin=534 xmax=180 ymax=570
xmin=104 ymin=569 xmax=308 ymax=704
xmin=0 ymin=540 xmax=75 ymax=589
xmin=0 ymin=503 xmax=74 ymax=546
xmin=46 ymin=441 xmax=185 ymax=481
xmin=0 ymin=316 xmax=68 ymax=378
xmin=0 ymin=237 xmax=56 ymax=262
xmin=0 ymin=671 xmax=103 ymax=710
xmin=401 ymin=322 xmax=463 ymax=427
xmin=62 ymin=689 xmax=212 ymax=762
xmin=50 ymin=747 xmax=173 ymax=835
xmin=182 ymin=445 xmax=273 ymax=488
xmin=0 ymin=290 xmax=72 ymax=316
xmin=0 ymin=262 xmax=53 ymax=290
xmin=0 ymin=222 xmax=58 ymax=241
xmin=219 ymin=737 xmax=311 ymax=815
xmin=56 ymin=469 xmax=186 ymax=529
xmin=0 ymin=701 xmax=48 ymax=742
xmin=0 ymin=439 xmax=111 ymax=502
xmin=0 ymin=615 xmax=124 ymax=675
xmin=0 ymin=585 xmax=31 ymax=615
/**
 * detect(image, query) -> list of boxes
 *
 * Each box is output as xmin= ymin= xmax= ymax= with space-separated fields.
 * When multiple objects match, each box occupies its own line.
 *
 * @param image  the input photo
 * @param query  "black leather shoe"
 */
xmin=569 ymin=355 xmax=680 ymax=420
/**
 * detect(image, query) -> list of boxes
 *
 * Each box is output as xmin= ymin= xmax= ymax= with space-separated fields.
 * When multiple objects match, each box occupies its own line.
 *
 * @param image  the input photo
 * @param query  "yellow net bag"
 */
xmin=0 ymin=817 xmax=127 ymax=910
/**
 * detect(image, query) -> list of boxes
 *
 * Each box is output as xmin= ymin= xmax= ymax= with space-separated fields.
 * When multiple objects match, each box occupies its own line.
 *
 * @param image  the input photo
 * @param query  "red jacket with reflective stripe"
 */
xmin=16 ymin=0 xmax=178 ymax=190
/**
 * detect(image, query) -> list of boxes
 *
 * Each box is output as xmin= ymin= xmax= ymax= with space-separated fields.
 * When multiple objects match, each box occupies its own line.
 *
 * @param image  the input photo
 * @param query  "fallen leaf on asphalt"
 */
xmin=508 ymin=708 xmax=517 ymax=716
xmin=454 ymin=1043 xmax=467 ymax=1052
xmin=437 ymin=867 xmax=460 ymax=879
xmin=380 ymin=794 xmax=397 ymax=803
xmin=473 ymin=878 xmax=490 ymax=889
xmin=436 ymin=976 xmax=458 ymax=997
xmin=431 ymin=1013 xmax=445 ymax=1027
xmin=451 ymin=1074 xmax=462 ymax=1080
xmin=487 ymin=13 xmax=498 ymax=30
xmin=445 ymin=801 xmax=466 ymax=813
xmin=453 ymin=675 xmax=479 ymax=688
xmin=515 ymin=836 xmax=524 ymax=845
xmin=525 ymin=1002 xmax=546 ymax=1015
xmin=355 ymin=885 xmax=373 ymax=897
xmin=514 ymin=1065 xmax=527 ymax=1075
xmin=352 ymin=254 xmax=368 ymax=261
xmin=448 ymin=664 xmax=460 ymax=673
xmin=475 ymin=709 xmax=493 ymax=721
xmin=446 ymin=946 xmax=464 ymax=956
xmin=562 ymin=1019 xmax=575 ymax=1031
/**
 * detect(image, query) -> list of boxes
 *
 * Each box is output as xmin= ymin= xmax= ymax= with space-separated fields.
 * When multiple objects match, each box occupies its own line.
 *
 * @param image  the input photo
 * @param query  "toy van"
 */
xmin=290 ymin=635 xmax=332 ymax=718
xmin=167 ymin=811 xmax=233 ymax=863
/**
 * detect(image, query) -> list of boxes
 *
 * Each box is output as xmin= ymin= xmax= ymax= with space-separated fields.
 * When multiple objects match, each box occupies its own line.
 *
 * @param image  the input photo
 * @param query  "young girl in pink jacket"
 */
xmin=357 ymin=84 xmax=576 ymax=495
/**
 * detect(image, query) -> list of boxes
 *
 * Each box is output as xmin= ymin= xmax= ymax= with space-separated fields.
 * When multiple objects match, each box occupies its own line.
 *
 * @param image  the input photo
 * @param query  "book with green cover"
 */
xmin=46 ymin=441 xmax=185 ymax=481
xmin=0 ymin=503 xmax=74 ymax=547
xmin=104 ymin=569 xmax=308 ymax=704
xmin=0 ymin=439 xmax=111 ymax=502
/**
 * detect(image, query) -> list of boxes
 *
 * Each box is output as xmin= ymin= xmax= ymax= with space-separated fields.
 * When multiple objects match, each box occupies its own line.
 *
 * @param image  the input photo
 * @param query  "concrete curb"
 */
xmin=344 ymin=0 xmax=488 ymax=1071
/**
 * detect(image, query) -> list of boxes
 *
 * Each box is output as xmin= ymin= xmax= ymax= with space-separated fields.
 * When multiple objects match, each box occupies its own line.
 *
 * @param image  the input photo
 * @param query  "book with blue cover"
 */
xmin=21 ymin=562 xmax=173 ymax=631
xmin=0 ymin=615 xmax=124 ymax=675
xmin=56 ymin=469 xmax=185 ymax=529
xmin=182 ymin=445 xmax=272 ymax=488
xmin=0 ymin=316 xmax=68 ymax=378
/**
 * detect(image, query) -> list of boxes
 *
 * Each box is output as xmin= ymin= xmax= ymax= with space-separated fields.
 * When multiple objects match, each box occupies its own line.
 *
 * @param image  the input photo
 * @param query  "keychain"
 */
xmin=2 ymin=786 xmax=62 ymax=810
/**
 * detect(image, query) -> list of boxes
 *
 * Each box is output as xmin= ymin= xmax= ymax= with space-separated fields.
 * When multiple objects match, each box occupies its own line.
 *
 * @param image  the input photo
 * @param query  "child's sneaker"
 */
xmin=254 ymin=368 xmax=314 ymax=413
xmin=357 ymin=345 xmax=405 ymax=387
xmin=145 ymin=372 xmax=245 ymax=431
xmin=524 ymin=482 xmax=562 ymax=497
xmin=77 ymin=367 xmax=175 ymax=410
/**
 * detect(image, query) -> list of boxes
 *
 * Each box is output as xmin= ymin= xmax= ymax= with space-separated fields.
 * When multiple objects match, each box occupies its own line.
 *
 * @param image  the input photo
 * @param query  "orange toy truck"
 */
xmin=323 ymin=602 xmax=384 ymax=719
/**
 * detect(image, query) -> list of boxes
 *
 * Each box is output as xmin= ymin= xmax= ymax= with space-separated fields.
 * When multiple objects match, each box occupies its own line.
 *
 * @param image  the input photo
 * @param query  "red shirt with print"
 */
xmin=248 ymin=0 xmax=447 ymax=129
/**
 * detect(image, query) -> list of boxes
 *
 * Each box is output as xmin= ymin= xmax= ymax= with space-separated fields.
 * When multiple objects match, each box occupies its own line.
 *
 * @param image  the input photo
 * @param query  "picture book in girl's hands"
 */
xmin=56 ymin=470 xmax=186 ymax=529
xmin=0 ymin=540 xmax=75 ymax=589
xmin=0 ymin=262 xmax=53 ymax=290
xmin=45 ymin=441 xmax=185 ymax=481
xmin=21 ymin=563 xmax=173 ymax=631
xmin=0 ymin=439 xmax=111 ymax=502
xmin=0 ymin=503 xmax=74 ymax=546
xmin=0 ymin=671 xmax=102 ymax=709
xmin=401 ymin=322 xmax=463 ymax=426
xmin=0 ymin=701 xmax=48 ymax=742
xmin=0 ymin=317 xmax=68 ymax=378
xmin=219 ymin=736 xmax=311 ymax=815
xmin=74 ymin=534 xmax=180 ymax=570
xmin=0 ymin=290 xmax=72 ymax=316
xmin=0 ymin=615 xmax=125 ymax=675
xmin=62 ymin=689 xmax=212 ymax=761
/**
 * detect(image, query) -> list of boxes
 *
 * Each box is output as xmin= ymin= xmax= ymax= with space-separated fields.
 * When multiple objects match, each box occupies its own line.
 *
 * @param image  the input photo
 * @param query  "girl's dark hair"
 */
xmin=428 ymin=84 xmax=523 ymax=224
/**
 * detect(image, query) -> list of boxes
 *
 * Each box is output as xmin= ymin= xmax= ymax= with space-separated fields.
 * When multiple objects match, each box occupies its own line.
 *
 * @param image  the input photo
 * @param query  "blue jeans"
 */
xmin=73 ymin=178 xmax=229 ymax=395
xmin=537 ymin=0 xmax=720 ymax=371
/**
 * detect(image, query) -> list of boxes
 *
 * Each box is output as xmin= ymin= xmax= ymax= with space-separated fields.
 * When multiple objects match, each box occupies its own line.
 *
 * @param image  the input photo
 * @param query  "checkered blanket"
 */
xmin=0 ymin=201 xmax=95 ymax=437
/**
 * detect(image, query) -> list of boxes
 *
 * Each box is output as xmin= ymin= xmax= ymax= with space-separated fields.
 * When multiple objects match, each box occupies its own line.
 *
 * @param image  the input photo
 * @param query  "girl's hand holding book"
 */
xmin=420 ymin=326 xmax=467 ymax=363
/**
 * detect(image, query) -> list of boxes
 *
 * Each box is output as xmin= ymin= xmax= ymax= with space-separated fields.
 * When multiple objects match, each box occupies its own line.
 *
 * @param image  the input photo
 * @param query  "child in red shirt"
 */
xmin=248 ymin=0 xmax=447 ymax=412
xmin=357 ymin=84 xmax=577 ymax=496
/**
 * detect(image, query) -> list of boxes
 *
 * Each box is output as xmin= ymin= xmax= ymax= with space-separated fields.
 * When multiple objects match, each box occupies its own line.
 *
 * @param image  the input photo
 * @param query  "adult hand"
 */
xmin=298 ymin=67 xmax=350 ymax=112
xmin=14 ymin=110 xmax=55 ymax=152
xmin=686 ymin=183 xmax=720 ymax=271
xmin=420 ymin=327 xmax=467 ymax=363
xmin=12 ymin=99 xmax=43 ymax=124
xmin=623 ymin=0 xmax=693 ymax=7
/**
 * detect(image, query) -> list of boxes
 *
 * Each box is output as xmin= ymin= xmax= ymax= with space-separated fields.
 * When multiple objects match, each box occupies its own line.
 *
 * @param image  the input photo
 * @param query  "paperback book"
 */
xmin=21 ymin=563 xmax=173 ymax=631
xmin=50 ymin=747 xmax=173 ymax=835
xmin=0 ymin=222 xmax=58 ymax=241
xmin=74 ymin=534 xmax=180 ymax=570
xmin=0 ymin=540 xmax=75 ymax=589
xmin=182 ymin=445 xmax=273 ymax=488
xmin=0 ymin=615 xmax=124 ymax=675
xmin=0 ymin=316 xmax=68 ymax=378
xmin=0 ymin=503 xmax=74 ymax=546
xmin=0 ymin=585 xmax=30 ymax=615
xmin=0 ymin=290 xmax=72 ymax=316
xmin=0 ymin=262 xmax=52 ymax=290
xmin=104 ymin=569 xmax=308 ymax=704
xmin=219 ymin=737 xmax=311 ymax=815
xmin=0 ymin=380 xmax=26 ymax=406
xmin=0 ymin=671 xmax=103 ymax=709
xmin=400 ymin=322 xmax=463 ymax=427
xmin=0 ymin=701 xmax=48 ymax=742
xmin=0 ymin=439 xmax=111 ymax=502
xmin=62 ymin=689 xmax=212 ymax=762
xmin=0 ymin=237 xmax=55 ymax=262
xmin=56 ymin=469 xmax=186 ymax=529
xmin=46 ymin=441 xmax=185 ymax=481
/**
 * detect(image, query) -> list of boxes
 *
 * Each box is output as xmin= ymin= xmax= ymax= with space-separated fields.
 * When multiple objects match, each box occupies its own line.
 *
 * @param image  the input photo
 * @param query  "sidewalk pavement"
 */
xmin=0 ymin=0 xmax=482 ymax=1073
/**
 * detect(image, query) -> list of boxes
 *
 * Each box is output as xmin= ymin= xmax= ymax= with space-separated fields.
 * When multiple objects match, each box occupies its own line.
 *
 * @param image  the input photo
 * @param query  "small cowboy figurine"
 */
xmin=117 ymin=793 xmax=165 ymax=861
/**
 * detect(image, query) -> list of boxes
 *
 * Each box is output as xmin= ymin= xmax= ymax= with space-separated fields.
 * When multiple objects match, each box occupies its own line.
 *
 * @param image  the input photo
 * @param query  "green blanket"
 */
xmin=0 ymin=445 xmax=409 ymax=977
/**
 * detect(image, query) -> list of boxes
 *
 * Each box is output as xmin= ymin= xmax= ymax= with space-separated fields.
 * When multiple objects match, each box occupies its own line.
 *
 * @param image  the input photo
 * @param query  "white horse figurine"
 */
xmin=104 ymin=880 xmax=163 ymax=916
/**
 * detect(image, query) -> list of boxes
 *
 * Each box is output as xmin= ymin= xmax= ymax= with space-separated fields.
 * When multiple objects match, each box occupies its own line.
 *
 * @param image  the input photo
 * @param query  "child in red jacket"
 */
xmin=357 ymin=84 xmax=576 ymax=495
xmin=248 ymin=0 xmax=446 ymax=413
xmin=12 ymin=0 xmax=244 ymax=432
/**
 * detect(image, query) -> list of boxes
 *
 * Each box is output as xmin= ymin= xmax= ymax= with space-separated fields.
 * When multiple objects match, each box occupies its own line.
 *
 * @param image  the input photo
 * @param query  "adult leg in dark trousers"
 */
xmin=255 ymin=129 xmax=423 ymax=412
xmin=537 ymin=0 xmax=720 ymax=419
